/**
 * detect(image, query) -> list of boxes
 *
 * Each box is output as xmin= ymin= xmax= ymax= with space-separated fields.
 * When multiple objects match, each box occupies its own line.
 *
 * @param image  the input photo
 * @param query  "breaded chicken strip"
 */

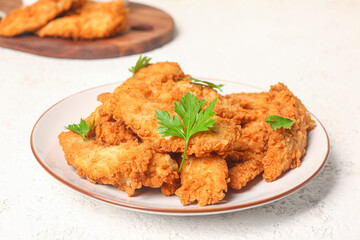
xmin=86 ymin=106 xmax=138 ymax=146
xmin=102 ymin=62 xmax=241 ymax=157
xmin=58 ymin=131 xmax=179 ymax=196
xmin=262 ymin=83 xmax=315 ymax=181
xmin=0 ymin=0 xmax=85 ymax=37
xmin=175 ymin=156 xmax=229 ymax=207
xmin=105 ymin=91 xmax=239 ymax=156
xmin=216 ymin=91 xmax=270 ymax=124
xmin=227 ymin=120 xmax=267 ymax=189
xmin=85 ymin=104 xmax=180 ymax=196
xmin=228 ymin=156 xmax=264 ymax=190
xmin=113 ymin=62 xmax=219 ymax=105
xmin=224 ymin=84 xmax=314 ymax=187
xmin=37 ymin=0 xmax=128 ymax=40
xmin=219 ymin=92 xmax=269 ymax=189
xmin=84 ymin=106 xmax=178 ymax=195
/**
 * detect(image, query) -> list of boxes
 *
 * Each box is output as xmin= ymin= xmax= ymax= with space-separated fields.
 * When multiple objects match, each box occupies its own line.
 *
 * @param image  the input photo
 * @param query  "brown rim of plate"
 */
xmin=30 ymin=80 xmax=330 ymax=215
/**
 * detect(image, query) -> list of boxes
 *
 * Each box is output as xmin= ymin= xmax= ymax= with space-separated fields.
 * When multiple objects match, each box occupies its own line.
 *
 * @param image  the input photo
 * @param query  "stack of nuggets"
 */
xmin=58 ymin=61 xmax=315 ymax=206
xmin=0 ymin=0 xmax=128 ymax=40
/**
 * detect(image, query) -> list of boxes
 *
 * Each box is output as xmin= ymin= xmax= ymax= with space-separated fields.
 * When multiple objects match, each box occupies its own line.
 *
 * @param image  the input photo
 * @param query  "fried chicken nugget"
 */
xmin=37 ymin=0 xmax=128 ymax=40
xmin=262 ymin=83 xmax=315 ymax=182
xmin=218 ymin=92 xmax=269 ymax=189
xmin=175 ymin=156 xmax=229 ymax=206
xmin=86 ymin=106 xmax=138 ymax=146
xmin=227 ymin=120 xmax=267 ymax=189
xmin=84 ymin=106 xmax=178 ymax=196
xmin=216 ymin=91 xmax=270 ymax=124
xmin=115 ymin=62 xmax=186 ymax=91
xmin=113 ymin=62 xmax=219 ymax=105
xmin=228 ymin=156 xmax=264 ymax=190
xmin=223 ymin=84 xmax=314 ymax=186
xmin=0 ymin=0 xmax=84 ymax=37
xmin=85 ymin=93 xmax=137 ymax=145
xmin=105 ymin=91 xmax=239 ymax=156
xmin=59 ymin=131 xmax=179 ymax=196
xmin=102 ymin=62 xmax=241 ymax=157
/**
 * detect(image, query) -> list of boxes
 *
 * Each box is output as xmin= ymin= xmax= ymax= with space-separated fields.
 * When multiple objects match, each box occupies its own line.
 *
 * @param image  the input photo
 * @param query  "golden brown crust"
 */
xmin=216 ymin=92 xmax=270 ymax=124
xmin=221 ymin=92 xmax=269 ymax=189
xmin=85 ymin=106 xmax=138 ymax=146
xmin=161 ymin=180 xmax=180 ymax=197
xmin=225 ymin=83 xmax=315 ymax=188
xmin=227 ymin=121 xmax=267 ymax=189
xmin=262 ymin=83 xmax=315 ymax=181
xmin=175 ymin=156 xmax=229 ymax=207
xmin=57 ymin=60 xmax=315 ymax=206
xmin=37 ymin=0 xmax=128 ymax=40
xmin=102 ymin=62 xmax=241 ymax=157
xmin=0 ymin=0 xmax=84 ymax=37
xmin=143 ymin=153 xmax=179 ymax=194
xmin=228 ymin=155 xmax=264 ymax=189
xmin=58 ymin=131 xmax=179 ymax=196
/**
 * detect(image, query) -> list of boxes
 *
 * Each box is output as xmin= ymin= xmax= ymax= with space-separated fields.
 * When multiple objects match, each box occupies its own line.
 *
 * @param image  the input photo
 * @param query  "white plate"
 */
xmin=30 ymin=80 xmax=329 ymax=216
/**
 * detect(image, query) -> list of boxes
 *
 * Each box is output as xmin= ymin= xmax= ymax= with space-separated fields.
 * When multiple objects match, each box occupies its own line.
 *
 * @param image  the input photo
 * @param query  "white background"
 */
xmin=1 ymin=0 xmax=360 ymax=239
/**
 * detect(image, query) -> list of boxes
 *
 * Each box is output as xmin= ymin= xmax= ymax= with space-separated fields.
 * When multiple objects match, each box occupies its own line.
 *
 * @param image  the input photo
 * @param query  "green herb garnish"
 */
xmin=128 ymin=55 xmax=151 ymax=76
xmin=156 ymin=92 xmax=217 ymax=172
xmin=265 ymin=115 xmax=294 ymax=130
xmin=184 ymin=77 xmax=224 ymax=92
xmin=66 ymin=118 xmax=95 ymax=141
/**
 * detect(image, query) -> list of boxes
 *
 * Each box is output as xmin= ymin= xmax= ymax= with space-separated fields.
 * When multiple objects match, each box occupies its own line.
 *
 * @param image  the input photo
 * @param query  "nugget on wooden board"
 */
xmin=0 ymin=0 xmax=85 ymax=37
xmin=37 ymin=0 xmax=128 ymax=40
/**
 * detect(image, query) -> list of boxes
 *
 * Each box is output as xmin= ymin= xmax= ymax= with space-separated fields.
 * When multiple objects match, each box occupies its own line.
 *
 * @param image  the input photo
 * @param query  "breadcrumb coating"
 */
xmin=0 ymin=0 xmax=85 ymax=37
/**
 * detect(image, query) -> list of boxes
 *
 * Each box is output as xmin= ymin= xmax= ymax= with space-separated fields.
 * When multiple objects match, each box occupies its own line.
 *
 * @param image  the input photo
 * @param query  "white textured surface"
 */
xmin=0 ymin=0 xmax=359 ymax=239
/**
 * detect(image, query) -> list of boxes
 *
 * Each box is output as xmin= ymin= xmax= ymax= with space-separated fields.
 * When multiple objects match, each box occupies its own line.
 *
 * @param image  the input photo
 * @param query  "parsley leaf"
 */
xmin=66 ymin=118 xmax=95 ymax=141
xmin=265 ymin=115 xmax=294 ymax=130
xmin=184 ymin=77 xmax=224 ymax=92
xmin=128 ymin=55 xmax=151 ymax=76
xmin=156 ymin=92 xmax=217 ymax=172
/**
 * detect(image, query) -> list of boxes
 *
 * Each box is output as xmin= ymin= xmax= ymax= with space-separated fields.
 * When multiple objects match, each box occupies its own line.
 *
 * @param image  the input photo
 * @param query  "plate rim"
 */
xmin=30 ymin=80 xmax=330 ymax=215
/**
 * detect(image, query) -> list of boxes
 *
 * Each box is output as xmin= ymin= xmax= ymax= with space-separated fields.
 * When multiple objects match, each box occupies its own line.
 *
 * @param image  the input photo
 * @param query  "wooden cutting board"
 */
xmin=0 ymin=2 xmax=174 ymax=59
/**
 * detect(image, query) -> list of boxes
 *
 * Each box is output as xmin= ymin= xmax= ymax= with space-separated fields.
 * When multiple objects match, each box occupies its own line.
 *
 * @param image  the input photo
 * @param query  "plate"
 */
xmin=30 ymin=80 xmax=329 ymax=216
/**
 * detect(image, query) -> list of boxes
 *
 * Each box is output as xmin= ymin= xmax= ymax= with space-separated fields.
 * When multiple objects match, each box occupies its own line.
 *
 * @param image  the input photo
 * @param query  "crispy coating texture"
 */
xmin=0 ymin=0 xmax=84 ymax=37
xmin=102 ymin=62 xmax=241 ymax=157
xmin=58 ymin=131 xmax=179 ymax=196
xmin=57 ymin=60 xmax=315 ymax=206
xmin=221 ymin=92 xmax=269 ymax=189
xmin=228 ymin=156 xmax=264 ymax=189
xmin=86 ymin=106 xmax=138 ymax=146
xmin=84 ymin=105 xmax=178 ymax=196
xmin=262 ymin=83 xmax=315 ymax=181
xmin=113 ymin=62 xmax=219 ymax=104
xmin=216 ymin=92 xmax=270 ymax=124
xmin=37 ymin=0 xmax=128 ymax=40
xmin=228 ymin=121 xmax=267 ymax=189
xmin=225 ymin=83 xmax=314 ymax=188
xmin=175 ymin=156 xmax=229 ymax=206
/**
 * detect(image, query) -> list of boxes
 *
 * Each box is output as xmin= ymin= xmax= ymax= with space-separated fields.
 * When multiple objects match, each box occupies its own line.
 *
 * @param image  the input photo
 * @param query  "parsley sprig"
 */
xmin=184 ymin=77 xmax=224 ymax=92
xmin=265 ymin=115 xmax=294 ymax=130
xmin=156 ymin=92 xmax=217 ymax=172
xmin=66 ymin=118 xmax=95 ymax=141
xmin=128 ymin=55 xmax=151 ymax=76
